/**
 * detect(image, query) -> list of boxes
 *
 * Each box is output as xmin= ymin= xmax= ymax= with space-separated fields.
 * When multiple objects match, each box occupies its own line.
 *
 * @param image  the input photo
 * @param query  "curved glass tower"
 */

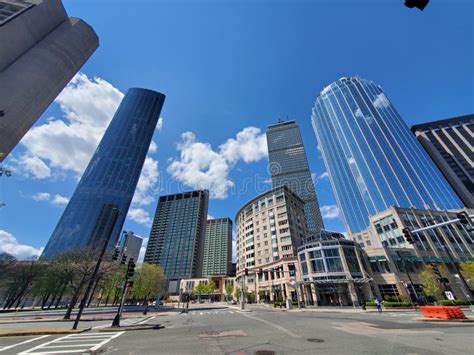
xmin=42 ymin=88 xmax=165 ymax=259
xmin=311 ymin=77 xmax=463 ymax=234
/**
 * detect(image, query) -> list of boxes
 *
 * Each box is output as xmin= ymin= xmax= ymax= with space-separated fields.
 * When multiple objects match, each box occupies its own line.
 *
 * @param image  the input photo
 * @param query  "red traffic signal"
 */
xmin=258 ymin=268 xmax=263 ymax=276
xmin=244 ymin=268 xmax=249 ymax=276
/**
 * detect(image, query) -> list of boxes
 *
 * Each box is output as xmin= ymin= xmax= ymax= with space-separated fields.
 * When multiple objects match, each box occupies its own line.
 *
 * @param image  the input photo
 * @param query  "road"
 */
xmin=0 ymin=304 xmax=472 ymax=354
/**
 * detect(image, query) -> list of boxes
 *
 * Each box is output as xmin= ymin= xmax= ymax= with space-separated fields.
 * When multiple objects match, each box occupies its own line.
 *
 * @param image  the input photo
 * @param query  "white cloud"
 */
xmin=13 ymin=154 xmax=51 ymax=179
xmin=148 ymin=141 xmax=158 ymax=154
xmin=32 ymin=192 xmax=51 ymax=201
xmin=208 ymin=214 xmax=215 ymax=220
xmin=17 ymin=72 xmax=124 ymax=177
xmin=0 ymin=230 xmax=43 ymax=259
xmin=320 ymin=205 xmax=340 ymax=219
xmin=167 ymin=127 xmax=268 ymax=199
xmin=31 ymin=192 xmax=69 ymax=206
xmin=373 ymin=93 xmax=390 ymax=109
xmin=138 ymin=237 xmax=149 ymax=262
xmin=318 ymin=171 xmax=329 ymax=180
xmin=156 ymin=117 xmax=163 ymax=131
xmin=51 ymin=194 xmax=69 ymax=206
xmin=131 ymin=157 xmax=160 ymax=206
xmin=126 ymin=208 xmax=152 ymax=227
xmin=219 ymin=127 xmax=268 ymax=163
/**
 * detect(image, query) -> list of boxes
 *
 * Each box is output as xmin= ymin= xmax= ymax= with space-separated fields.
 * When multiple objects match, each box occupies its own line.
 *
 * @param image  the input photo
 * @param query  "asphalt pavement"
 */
xmin=0 ymin=304 xmax=472 ymax=354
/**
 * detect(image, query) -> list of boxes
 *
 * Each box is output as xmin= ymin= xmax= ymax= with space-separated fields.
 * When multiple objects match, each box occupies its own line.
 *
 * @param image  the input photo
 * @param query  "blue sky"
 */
xmin=1 ymin=0 xmax=472 ymax=259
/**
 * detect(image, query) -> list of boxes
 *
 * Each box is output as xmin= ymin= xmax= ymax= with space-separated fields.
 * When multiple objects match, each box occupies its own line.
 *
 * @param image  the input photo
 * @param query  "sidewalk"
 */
xmin=234 ymin=303 xmax=420 ymax=313
xmin=0 ymin=325 xmax=90 ymax=337
xmin=0 ymin=310 xmax=176 ymax=324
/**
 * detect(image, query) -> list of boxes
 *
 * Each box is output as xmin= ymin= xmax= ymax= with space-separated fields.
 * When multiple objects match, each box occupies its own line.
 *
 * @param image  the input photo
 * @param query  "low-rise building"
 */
xmin=297 ymin=230 xmax=372 ymax=306
xmin=350 ymin=206 xmax=474 ymax=301
xmin=179 ymin=276 xmax=236 ymax=302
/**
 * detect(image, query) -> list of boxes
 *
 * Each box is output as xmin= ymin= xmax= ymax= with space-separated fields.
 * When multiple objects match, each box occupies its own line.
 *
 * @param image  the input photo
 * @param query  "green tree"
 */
xmin=194 ymin=282 xmax=207 ymax=302
xmin=205 ymin=280 xmax=216 ymax=302
xmin=97 ymin=263 xmax=126 ymax=306
xmin=420 ymin=269 xmax=442 ymax=301
xmin=53 ymin=249 xmax=96 ymax=320
xmin=2 ymin=260 xmax=43 ymax=309
xmin=225 ymin=283 xmax=234 ymax=301
xmin=129 ymin=263 xmax=166 ymax=305
xmin=459 ymin=262 xmax=474 ymax=289
xmin=31 ymin=264 xmax=66 ymax=309
xmin=234 ymin=285 xmax=241 ymax=301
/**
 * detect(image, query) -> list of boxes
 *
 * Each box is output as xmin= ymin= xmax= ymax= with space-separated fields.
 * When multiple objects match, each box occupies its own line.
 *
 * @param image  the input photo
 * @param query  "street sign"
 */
xmin=444 ymin=291 xmax=455 ymax=300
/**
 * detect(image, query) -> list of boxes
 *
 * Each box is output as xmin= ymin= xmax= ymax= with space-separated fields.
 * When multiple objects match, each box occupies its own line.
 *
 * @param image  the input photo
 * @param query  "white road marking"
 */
xmin=239 ymin=312 xmax=302 ymax=338
xmin=0 ymin=335 xmax=50 ymax=352
xmin=136 ymin=316 xmax=155 ymax=325
xmin=89 ymin=331 xmax=124 ymax=351
xmin=18 ymin=331 xmax=124 ymax=354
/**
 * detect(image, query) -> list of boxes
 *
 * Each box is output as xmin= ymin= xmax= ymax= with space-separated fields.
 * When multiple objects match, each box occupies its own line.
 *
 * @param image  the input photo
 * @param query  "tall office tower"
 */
xmin=117 ymin=231 xmax=143 ymax=263
xmin=412 ymin=114 xmax=474 ymax=208
xmin=0 ymin=0 xmax=98 ymax=161
xmin=144 ymin=190 xmax=209 ymax=293
xmin=41 ymin=88 xmax=165 ymax=259
xmin=202 ymin=218 xmax=232 ymax=277
xmin=266 ymin=120 xmax=324 ymax=234
xmin=311 ymin=77 xmax=464 ymax=235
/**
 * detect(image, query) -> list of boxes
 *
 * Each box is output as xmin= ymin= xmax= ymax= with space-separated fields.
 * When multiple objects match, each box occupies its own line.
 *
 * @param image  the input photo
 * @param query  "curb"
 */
xmin=98 ymin=324 xmax=163 ymax=332
xmin=0 ymin=327 xmax=91 ymax=338
xmin=415 ymin=317 xmax=474 ymax=323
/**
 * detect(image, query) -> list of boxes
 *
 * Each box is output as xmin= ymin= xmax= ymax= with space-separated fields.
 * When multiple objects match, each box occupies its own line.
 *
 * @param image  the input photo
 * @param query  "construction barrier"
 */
xmin=419 ymin=306 xmax=467 ymax=319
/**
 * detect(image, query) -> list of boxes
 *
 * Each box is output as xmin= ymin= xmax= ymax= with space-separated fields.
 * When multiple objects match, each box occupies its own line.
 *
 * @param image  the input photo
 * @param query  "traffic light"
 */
xmin=429 ymin=263 xmax=441 ymax=278
xmin=404 ymin=0 xmax=429 ymax=10
xmin=244 ymin=268 xmax=249 ymax=276
xmin=258 ymin=268 xmax=263 ymax=277
xmin=457 ymin=213 xmax=469 ymax=225
xmin=112 ymin=247 xmax=120 ymax=261
xmin=121 ymin=253 xmax=127 ymax=264
xmin=127 ymin=258 xmax=136 ymax=278
xmin=402 ymin=228 xmax=415 ymax=244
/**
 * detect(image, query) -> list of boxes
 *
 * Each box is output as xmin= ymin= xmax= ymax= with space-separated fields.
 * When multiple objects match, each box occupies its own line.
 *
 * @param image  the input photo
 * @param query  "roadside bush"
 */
xmin=383 ymin=301 xmax=413 ymax=308
xmin=439 ymin=299 xmax=470 ymax=306
xmin=364 ymin=301 xmax=413 ymax=307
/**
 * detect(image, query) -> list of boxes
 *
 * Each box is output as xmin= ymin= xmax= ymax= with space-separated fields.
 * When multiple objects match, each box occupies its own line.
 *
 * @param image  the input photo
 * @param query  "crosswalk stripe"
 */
xmin=0 ymin=335 xmax=50 ymax=352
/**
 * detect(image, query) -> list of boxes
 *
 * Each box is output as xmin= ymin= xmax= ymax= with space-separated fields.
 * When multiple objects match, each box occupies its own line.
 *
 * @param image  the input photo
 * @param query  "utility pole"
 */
xmin=112 ymin=257 xmax=135 ymax=327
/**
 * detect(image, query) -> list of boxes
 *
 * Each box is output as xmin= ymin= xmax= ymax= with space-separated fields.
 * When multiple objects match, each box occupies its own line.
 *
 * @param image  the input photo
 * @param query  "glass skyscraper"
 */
xmin=144 ymin=190 xmax=209 ymax=293
xmin=266 ymin=120 xmax=324 ymax=234
xmin=41 ymin=88 xmax=165 ymax=259
xmin=311 ymin=77 xmax=463 ymax=234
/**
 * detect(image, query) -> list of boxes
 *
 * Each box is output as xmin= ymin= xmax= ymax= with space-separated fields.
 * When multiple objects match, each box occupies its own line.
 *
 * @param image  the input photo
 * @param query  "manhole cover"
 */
xmin=254 ymin=351 xmax=275 ymax=355
xmin=307 ymin=338 xmax=324 ymax=343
